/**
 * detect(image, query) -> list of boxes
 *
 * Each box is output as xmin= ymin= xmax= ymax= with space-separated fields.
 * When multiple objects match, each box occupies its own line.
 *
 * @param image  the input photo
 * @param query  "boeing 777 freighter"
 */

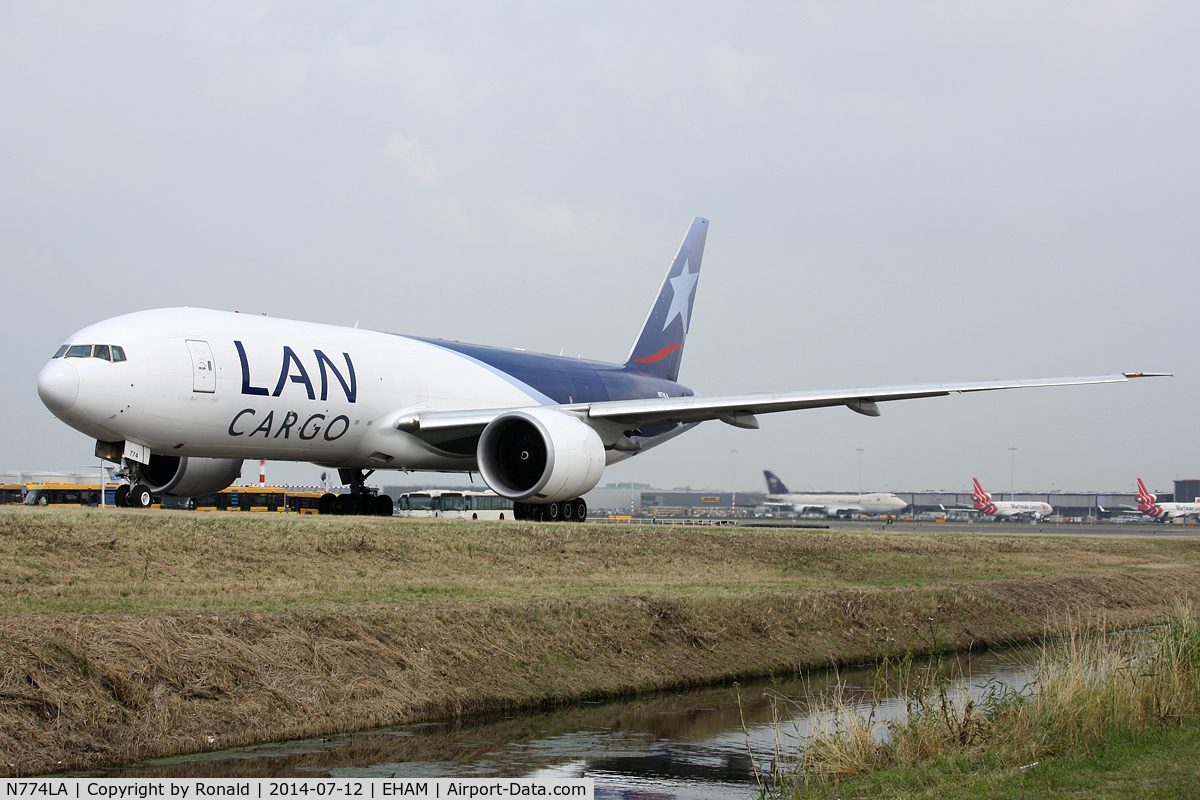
xmin=37 ymin=218 xmax=1166 ymax=520
xmin=763 ymin=470 xmax=908 ymax=517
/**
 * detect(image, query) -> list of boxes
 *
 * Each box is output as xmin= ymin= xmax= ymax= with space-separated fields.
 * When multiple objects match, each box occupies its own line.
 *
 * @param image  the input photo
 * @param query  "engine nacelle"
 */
xmin=477 ymin=408 xmax=605 ymax=503
xmin=139 ymin=454 xmax=244 ymax=497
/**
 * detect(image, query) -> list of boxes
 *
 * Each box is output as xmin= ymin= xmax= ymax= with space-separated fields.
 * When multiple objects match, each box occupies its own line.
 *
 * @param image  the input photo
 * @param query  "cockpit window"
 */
xmin=55 ymin=344 xmax=127 ymax=361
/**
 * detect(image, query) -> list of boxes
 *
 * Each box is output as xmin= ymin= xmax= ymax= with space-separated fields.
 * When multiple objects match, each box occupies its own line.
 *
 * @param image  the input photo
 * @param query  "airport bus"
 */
xmin=1 ymin=483 xmax=30 ymax=504
xmin=286 ymin=491 xmax=326 ymax=515
xmin=396 ymin=490 xmax=512 ymax=520
xmin=21 ymin=482 xmax=127 ymax=507
xmin=181 ymin=487 xmax=391 ymax=515
xmin=190 ymin=486 xmax=289 ymax=512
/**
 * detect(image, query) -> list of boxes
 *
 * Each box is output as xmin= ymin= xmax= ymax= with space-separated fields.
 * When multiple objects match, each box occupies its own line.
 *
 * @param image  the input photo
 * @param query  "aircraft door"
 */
xmin=186 ymin=339 xmax=216 ymax=393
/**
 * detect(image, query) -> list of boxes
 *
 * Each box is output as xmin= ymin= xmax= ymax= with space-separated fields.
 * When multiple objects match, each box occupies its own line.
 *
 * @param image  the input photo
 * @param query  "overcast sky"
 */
xmin=3 ymin=2 xmax=1196 ymax=495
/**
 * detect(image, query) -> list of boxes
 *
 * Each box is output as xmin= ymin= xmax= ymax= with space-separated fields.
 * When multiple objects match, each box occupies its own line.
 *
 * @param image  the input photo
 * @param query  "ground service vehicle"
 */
xmin=22 ymin=482 xmax=126 ymax=507
xmin=190 ymin=486 xmax=288 ymax=511
xmin=397 ymin=490 xmax=513 ymax=520
xmin=1 ymin=483 xmax=30 ymax=504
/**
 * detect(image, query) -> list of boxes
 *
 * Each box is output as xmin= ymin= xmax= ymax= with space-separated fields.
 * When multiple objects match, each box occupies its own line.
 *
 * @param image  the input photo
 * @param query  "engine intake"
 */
xmin=477 ymin=408 xmax=605 ymax=503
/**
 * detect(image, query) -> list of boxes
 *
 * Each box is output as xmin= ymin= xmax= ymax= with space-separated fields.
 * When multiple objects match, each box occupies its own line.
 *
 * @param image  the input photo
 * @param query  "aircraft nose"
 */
xmin=38 ymin=359 xmax=79 ymax=415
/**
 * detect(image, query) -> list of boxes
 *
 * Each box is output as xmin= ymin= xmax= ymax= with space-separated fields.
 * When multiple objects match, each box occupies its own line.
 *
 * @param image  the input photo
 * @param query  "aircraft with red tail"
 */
xmin=969 ymin=478 xmax=1053 ymax=520
xmin=1135 ymin=478 xmax=1200 ymax=522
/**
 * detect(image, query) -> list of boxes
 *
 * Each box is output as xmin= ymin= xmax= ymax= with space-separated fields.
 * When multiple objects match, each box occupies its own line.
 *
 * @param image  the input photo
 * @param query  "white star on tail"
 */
xmin=662 ymin=259 xmax=698 ymax=332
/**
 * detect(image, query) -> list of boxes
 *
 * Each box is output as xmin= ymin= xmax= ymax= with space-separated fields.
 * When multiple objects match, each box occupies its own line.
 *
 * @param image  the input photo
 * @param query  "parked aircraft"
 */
xmin=1135 ymin=478 xmax=1200 ymax=522
xmin=969 ymin=478 xmax=1053 ymax=520
xmin=37 ymin=217 xmax=1165 ymax=520
xmin=762 ymin=470 xmax=907 ymax=517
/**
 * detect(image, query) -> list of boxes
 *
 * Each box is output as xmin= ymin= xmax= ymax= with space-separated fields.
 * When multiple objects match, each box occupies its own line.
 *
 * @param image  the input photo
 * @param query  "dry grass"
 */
xmin=0 ymin=507 xmax=1198 ymax=776
xmin=3 ymin=507 xmax=1199 ymax=614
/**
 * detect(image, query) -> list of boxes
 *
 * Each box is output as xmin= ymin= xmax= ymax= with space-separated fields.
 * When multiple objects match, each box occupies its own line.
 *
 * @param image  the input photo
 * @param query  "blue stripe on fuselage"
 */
xmin=406 ymin=337 xmax=694 ymax=408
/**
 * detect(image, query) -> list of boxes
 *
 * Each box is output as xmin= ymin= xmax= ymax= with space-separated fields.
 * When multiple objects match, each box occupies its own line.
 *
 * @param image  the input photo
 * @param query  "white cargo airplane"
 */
xmin=968 ymin=478 xmax=1053 ymax=520
xmin=763 ymin=470 xmax=908 ymax=517
xmin=1135 ymin=478 xmax=1200 ymax=522
xmin=37 ymin=218 xmax=1166 ymax=520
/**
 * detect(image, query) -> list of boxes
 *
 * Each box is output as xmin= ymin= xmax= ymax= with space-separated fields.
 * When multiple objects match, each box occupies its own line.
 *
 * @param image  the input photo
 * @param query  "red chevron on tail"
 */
xmin=1135 ymin=478 xmax=1164 ymax=517
xmin=971 ymin=478 xmax=998 ymax=515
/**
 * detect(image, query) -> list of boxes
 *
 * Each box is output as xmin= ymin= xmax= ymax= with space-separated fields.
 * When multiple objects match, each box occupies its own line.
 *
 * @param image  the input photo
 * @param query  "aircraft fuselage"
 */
xmin=38 ymin=307 xmax=693 ymax=472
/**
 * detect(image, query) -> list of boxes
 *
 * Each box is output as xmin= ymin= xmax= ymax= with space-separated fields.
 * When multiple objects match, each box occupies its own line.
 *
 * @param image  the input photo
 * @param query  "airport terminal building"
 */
xmin=582 ymin=481 xmax=1200 ymax=521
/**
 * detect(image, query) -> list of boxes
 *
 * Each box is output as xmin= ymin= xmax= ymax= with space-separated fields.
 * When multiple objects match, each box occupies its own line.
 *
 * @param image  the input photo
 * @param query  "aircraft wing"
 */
xmin=398 ymin=373 xmax=1164 ymax=435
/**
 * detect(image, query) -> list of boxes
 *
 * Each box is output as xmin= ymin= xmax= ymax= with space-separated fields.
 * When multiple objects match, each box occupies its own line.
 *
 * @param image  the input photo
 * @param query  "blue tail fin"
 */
xmin=764 ymin=470 xmax=790 ymax=494
xmin=624 ymin=217 xmax=709 ymax=382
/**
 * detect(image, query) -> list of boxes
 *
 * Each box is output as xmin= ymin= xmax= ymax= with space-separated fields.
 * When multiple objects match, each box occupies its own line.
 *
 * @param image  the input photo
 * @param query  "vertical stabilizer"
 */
xmin=1135 ymin=478 xmax=1158 ymax=511
xmin=764 ymin=470 xmax=790 ymax=495
xmin=625 ymin=217 xmax=709 ymax=382
xmin=970 ymin=478 xmax=993 ymax=511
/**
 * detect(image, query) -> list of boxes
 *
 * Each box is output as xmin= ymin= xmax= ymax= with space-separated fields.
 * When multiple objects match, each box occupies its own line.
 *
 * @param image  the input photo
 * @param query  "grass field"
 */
xmin=1 ymin=506 xmax=1198 ymax=776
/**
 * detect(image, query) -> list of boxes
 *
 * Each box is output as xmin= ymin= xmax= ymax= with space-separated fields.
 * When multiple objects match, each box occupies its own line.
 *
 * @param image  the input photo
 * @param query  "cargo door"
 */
xmin=186 ymin=339 xmax=216 ymax=393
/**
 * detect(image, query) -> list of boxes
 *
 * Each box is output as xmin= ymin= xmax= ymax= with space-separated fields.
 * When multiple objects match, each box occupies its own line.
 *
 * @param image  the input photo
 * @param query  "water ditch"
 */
xmin=78 ymin=644 xmax=1043 ymax=797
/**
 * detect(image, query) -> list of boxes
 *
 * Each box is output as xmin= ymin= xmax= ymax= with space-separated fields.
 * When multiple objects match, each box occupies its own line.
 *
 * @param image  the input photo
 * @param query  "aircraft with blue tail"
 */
xmin=37 ymin=217 xmax=1167 ymax=519
xmin=763 ymin=470 xmax=908 ymax=518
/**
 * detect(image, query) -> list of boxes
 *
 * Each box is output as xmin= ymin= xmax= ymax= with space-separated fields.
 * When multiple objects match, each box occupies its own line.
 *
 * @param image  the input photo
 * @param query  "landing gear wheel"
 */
xmin=114 ymin=484 xmax=130 ymax=508
xmin=319 ymin=493 xmax=336 ymax=515
xmin=336 ymin=494 xmax=364 ymax=515
xmin=128 ymin=484 xmax=152 ymax=508
xmin=376 ymin=494 xmax=393 ymax=516
xmin=561 ymin=500 xmax=575 ymax=521
xmin=547 ymin=502 xmax=561 ymax=521
xmin=572 ymin=498 xmax=587 ymax=521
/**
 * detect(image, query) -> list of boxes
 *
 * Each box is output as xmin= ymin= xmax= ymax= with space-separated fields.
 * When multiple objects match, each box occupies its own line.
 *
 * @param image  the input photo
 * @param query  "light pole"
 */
xmin=81 ymin=463 xmax=108 ymax=508
xmin=730 ymin=449 xmax=738 ymax=514
xmin=1008 ymin=446 xmax=1018 ymax=501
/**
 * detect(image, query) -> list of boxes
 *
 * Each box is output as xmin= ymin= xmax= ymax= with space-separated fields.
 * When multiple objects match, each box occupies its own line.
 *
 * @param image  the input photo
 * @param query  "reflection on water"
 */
xmin=86 ymin=646 xmax=1041 ymax=799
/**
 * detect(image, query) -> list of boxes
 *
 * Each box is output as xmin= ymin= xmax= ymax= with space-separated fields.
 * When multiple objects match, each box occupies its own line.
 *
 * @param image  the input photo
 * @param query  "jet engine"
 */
xmin=137 ymin=454 xmax=244 ymax=497
xmin=477 ymin=408 xmax=605 ymax=503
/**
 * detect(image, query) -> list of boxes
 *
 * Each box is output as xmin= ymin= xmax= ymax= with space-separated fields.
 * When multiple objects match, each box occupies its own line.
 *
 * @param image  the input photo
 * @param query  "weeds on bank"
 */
xmin=763 ymin=602 xmax=1200 ymax=798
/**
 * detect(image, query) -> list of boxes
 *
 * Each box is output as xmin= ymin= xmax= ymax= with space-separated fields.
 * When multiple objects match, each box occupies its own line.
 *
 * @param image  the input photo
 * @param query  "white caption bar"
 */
xmin=1 ymin=780 xmax=593 ymax=800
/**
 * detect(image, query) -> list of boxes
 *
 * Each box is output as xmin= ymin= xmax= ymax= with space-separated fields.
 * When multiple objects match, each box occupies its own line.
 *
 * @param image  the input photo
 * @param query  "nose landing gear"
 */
xmin=110 ymin=457 xmax=154 ymax=508
xmin=127 ymin=483 xmax=153 ymax=508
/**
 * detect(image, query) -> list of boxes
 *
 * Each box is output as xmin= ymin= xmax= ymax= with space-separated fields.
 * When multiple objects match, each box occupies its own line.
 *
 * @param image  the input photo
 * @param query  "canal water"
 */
xmin=90 ymin=646 xmax=1042 ymax=798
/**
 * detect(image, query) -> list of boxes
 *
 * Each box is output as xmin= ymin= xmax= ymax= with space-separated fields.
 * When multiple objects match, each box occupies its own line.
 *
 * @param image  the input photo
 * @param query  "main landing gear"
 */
xmin=512 ymin=498 xmax=588 ymax=522
xmin=320 ymin=468 xmax=394 ymax=516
